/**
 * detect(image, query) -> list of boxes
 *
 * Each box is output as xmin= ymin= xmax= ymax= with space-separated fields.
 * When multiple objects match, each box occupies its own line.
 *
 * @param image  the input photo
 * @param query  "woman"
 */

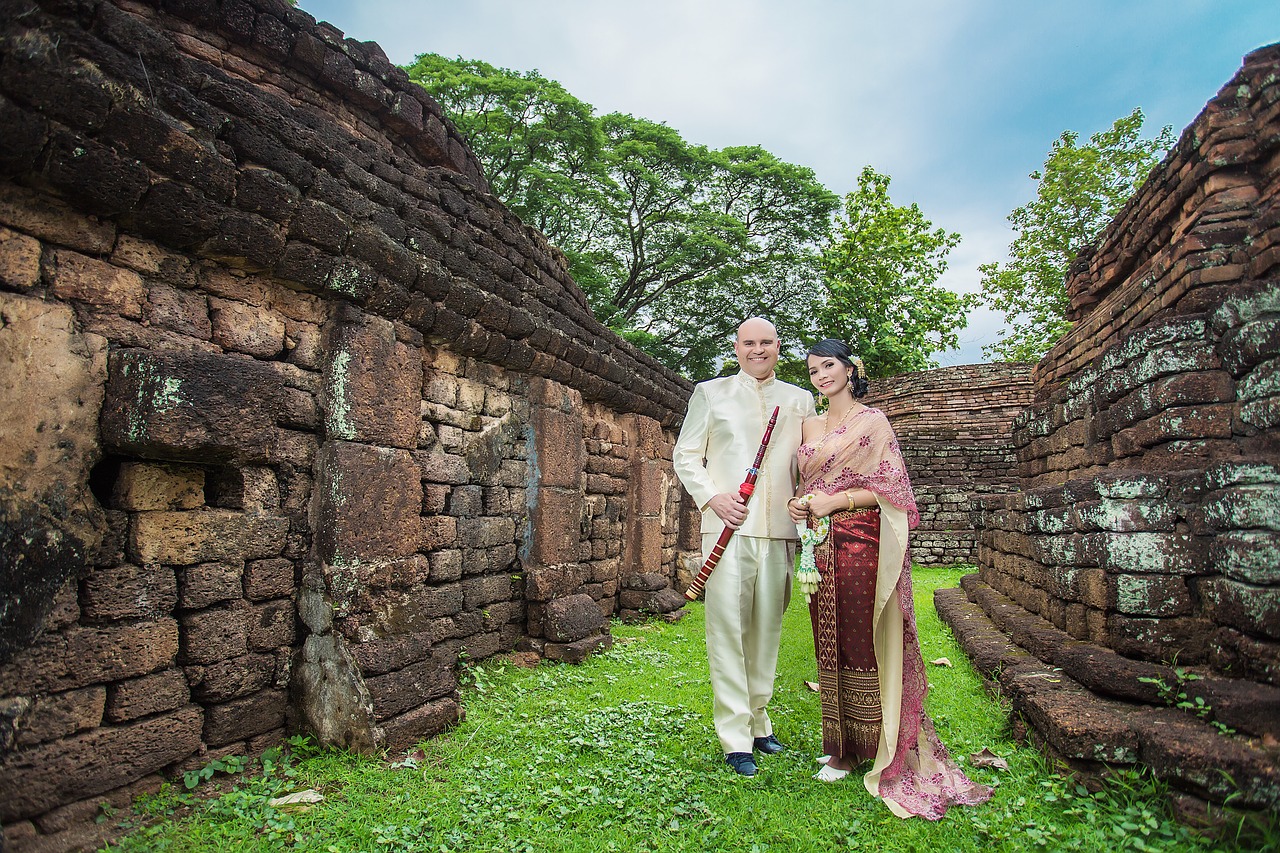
xmin=787 ymin=339 xmax=991 ymax=819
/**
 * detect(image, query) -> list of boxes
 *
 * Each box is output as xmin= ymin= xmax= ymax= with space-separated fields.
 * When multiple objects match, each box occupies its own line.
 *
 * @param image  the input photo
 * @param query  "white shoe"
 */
xmin=814 ymin=764 xmax=850 ymax=782
xmin=816 ymin=754 xmax=831 ymax=765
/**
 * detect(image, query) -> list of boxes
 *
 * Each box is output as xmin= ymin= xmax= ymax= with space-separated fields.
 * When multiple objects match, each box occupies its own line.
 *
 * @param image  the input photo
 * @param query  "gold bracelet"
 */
xmin=846 ymin=491 xmax=855 ymax=510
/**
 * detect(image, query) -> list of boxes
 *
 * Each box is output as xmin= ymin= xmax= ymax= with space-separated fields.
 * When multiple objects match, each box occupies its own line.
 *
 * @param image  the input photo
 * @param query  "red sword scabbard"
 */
xmin=684 ymin=405 xmax=781 ymax=601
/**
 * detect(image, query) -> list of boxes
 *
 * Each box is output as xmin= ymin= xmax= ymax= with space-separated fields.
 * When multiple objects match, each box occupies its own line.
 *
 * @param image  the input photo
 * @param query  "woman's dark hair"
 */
xmin=806 ymin=339 xmax=869 ymax=398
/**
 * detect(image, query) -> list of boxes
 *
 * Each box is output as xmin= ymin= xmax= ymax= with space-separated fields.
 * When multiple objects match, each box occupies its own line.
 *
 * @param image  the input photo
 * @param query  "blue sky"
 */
xmin=298 ymin=1 xmax=1276 ymax=365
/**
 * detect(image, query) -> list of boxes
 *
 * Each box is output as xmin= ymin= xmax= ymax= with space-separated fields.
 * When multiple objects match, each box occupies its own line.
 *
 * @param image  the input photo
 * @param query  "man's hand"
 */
xmin=707 ymin=492 xmax=748 ymax=529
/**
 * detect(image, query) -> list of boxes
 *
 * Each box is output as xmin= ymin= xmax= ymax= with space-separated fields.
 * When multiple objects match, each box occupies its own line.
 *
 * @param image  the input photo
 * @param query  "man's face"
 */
xmin=734 ymin=319 xmax=780 ymax=380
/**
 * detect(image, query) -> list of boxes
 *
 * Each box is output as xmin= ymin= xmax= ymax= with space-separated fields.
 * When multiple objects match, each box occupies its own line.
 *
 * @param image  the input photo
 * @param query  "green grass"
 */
xmin=102 ymin=567 xmax=1274 ymax=852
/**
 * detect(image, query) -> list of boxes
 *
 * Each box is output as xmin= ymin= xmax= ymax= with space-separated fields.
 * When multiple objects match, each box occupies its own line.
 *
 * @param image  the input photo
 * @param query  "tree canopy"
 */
xmin=402 ymin=54 xmax=612 ymax=251
xmin=979 ymin=108 xmax=1175 ymax=362
xmin=407 ymin=53 xmax=977 ymax=381
xmin=804 ymin=166 xmax=974 ymax=380
xmin=593 ymin=116 xmax=840 ymax=376
xmin=407 ymin=54 xmax=838 ymax=378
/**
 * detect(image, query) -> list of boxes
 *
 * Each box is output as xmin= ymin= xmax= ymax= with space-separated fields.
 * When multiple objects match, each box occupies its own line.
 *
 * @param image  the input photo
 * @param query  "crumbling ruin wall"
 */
xmin=0 ymin=0 xmax=694 ymax=847
xmin=937 ymin=44 xmax=1280 ymax=820
xmin=862 ymin=363 xmax=1033 ymax=565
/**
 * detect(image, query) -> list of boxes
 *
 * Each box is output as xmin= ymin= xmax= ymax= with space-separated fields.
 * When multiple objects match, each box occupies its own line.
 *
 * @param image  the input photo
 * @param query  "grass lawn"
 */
xmin=104 ymin=566 xmax=1269 ymax=852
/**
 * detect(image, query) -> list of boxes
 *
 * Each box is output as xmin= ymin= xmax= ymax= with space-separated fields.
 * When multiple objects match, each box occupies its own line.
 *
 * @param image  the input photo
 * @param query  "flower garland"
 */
xmin=795 ymin=493 xmax=828 ymax=603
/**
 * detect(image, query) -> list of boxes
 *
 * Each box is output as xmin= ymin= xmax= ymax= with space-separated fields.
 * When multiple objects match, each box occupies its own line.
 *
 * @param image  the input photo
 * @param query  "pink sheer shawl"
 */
xmin=799 ymin=407 xmax=991 ymax=819
xmin=799 ymin=407 xmax=919 ymax=525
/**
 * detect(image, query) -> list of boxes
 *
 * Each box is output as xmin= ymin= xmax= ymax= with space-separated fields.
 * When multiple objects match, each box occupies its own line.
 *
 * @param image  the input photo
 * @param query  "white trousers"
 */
xmin=702 ymin=533 xmax=794 ymax=754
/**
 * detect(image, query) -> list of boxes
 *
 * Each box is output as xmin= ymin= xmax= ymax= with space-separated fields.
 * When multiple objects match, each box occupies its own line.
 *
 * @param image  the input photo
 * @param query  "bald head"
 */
xmin=734 ymin=317 xmax=781 ymax=381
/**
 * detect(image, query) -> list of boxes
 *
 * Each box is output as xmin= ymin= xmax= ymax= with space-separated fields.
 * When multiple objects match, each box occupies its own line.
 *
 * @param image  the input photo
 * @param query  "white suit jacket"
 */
xmin=673 ymin=371 xmax=816 ymax=538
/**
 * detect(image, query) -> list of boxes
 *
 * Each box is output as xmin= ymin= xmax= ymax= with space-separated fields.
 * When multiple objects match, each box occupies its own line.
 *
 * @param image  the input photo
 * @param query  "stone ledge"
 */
xmin=935 ymin=579 xmax=1280 ymax=814
xmin=957 ymin=574 xmax=1280 ymax=737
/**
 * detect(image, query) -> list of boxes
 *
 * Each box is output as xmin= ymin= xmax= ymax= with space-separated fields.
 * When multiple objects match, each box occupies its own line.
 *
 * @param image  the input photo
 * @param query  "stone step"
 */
xmin=954 ymin=574 xmax=1280 ymax=740
xmin=935 ymin=580 xmax=1280 ymax=815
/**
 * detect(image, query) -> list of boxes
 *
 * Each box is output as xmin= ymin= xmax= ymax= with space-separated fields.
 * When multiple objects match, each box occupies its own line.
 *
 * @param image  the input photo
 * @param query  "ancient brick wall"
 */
xmin=0 ymin=0 xmax=694 ymax=847
xmin=862 ymin=363 xmax=1034 ymax=565
xmin=980 ymin=45 xmax=1280 ymax=673
xmin=940 ymin=44 xmax=1280 ymax=819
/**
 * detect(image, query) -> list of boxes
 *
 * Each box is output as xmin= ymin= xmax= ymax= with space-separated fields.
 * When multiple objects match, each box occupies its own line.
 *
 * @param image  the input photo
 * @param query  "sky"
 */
xmin=297 ymin=0 xmax=1276 ymax=366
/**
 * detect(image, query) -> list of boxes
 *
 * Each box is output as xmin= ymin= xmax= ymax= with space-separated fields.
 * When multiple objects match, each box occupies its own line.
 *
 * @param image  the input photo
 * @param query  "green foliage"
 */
xmin=405 ymin=55 xmax=981 ymax=381
xmin=964 ymin=766 xmax=1205 ymax=852
xmin=282 ymin=733 xmax=321 ymax=759
xmin=403 ymin=53 xmax=611 ymax=250
xmin=980 ymin=108 xmax=1175 ymax=362
xmin=814 ymin=166 xmax=976 ymax=378
xmin=103 ymin=566 xmax=1275 ymax=852
xmin=405 ymin=54 xmax=837 ymax=379
xmin=1139 ymin=667 xmax=1236 ymax=736
xmin=182 ymin=754 xmax=246 ymax=790
xmin=103 ymin=742 xmax=308 ymax=850
xmin=594 ymin=118 xmax=836 ymax=377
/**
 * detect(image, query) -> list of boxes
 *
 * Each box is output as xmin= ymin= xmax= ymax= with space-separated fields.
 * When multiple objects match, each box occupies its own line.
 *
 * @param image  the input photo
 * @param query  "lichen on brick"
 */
xmin=1203 ymin=577 xmax=1280 ymax=638
xmin=1032 ymin=508 xmax=1072 ymax=534
xmin=1094 ymin=744 xmax=1139 ymax=764
xmin=1212 ymin=530 xmax=1280 ymax=584
xmin=1077 ymin=499 xmax=1175 ymax=533
xmin=327 ymin=561 xmax=362 ymax=616
xmin=1100 ymin=318 xmax=1206 ymax=374
xmin=1237 ymin=357 xmax=1279 ymax=401
xmin=1203 ymin=460 xmax=1279 ymax=490
xmin=1241 ymin=397 xmax=1280 ymax=429
xmin=118 ymin=357 xmax=185 ymax=443
xmin=325 ymin=261 xmax=367 ymax=299
xmin=1111 ymin=573 xmax=1188 ymax=616
xmin=325 ymin=349 xmax=355 ymax=440
xmin=1103 ymin=532 xmax=1196 ymax=575
xmin=1210 ymin=284 xmax=1280 ymax=333
xmin=1201 ymin=486 xmax=1280 ymax=531
xmin=1096 ymin=474 xmax=1167 ymax=500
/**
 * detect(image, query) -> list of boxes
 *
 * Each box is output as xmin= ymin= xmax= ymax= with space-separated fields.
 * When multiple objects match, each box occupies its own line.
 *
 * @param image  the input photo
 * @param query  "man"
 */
xmin=673 ymin=317 xmax=816 ymax=776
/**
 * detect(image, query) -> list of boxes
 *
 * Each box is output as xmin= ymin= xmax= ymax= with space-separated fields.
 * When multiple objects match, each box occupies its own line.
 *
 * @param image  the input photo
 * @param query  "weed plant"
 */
xmin=102 ymin=566 xmax=1275 ymax=852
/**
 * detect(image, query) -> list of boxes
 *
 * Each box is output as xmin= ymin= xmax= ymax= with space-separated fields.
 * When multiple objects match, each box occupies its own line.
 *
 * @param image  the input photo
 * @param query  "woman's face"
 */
xmin=807 ymin=354 xmax=849 ymax=396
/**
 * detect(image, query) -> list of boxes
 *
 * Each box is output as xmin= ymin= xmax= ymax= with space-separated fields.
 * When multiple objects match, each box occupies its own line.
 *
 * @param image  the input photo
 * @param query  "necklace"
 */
xmin=813 ymin=404 xmax=859 ymax=452
xmin=822 ymin=404 xmax=857 ymax=437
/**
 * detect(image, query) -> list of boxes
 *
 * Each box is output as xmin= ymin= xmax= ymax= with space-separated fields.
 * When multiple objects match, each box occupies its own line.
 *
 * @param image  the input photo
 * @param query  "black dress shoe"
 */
xmin=753 ymin=734 xmax=784 ymax=754
xmin=725 ymin=752 xmax=758 ymax=776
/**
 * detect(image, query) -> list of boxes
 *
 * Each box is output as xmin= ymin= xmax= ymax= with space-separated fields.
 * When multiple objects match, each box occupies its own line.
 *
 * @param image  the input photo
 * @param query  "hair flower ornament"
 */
xmin=851 ymin=356 xmax=866 ymax=381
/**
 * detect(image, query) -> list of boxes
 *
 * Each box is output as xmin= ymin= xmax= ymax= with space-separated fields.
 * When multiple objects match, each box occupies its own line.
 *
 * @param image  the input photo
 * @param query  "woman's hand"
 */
xmin=792 ymin=489 xmax=878 ymax=521
xmin=805 ymin=491 xmax=847 ymax=519
xmin=787 ymin=495 xmax=809 ymax=523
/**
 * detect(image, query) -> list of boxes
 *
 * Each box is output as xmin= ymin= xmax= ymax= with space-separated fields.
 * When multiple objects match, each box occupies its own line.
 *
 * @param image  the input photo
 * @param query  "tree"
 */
xmin=980 ymin=108 xmax=1175 ymax=362
xmin=403 ymin=54 xmax=614 ymax=254
xmin=404 ymin=55 xmax=838 ymax=379
xmin=807 ymin=166 xmax=974 ymax=380
xmin=593 ymin=116 xmax=837 ymax=377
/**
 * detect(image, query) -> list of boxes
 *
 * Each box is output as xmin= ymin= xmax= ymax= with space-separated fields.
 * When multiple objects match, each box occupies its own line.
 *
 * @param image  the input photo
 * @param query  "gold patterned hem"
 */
xmin=819 ymin=667 xmax=881 ymax=759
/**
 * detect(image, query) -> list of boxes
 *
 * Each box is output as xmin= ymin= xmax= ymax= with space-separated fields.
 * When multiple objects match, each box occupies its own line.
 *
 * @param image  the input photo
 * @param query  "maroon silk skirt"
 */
xmin=808 ymin=507 xmax=882 ymax=762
